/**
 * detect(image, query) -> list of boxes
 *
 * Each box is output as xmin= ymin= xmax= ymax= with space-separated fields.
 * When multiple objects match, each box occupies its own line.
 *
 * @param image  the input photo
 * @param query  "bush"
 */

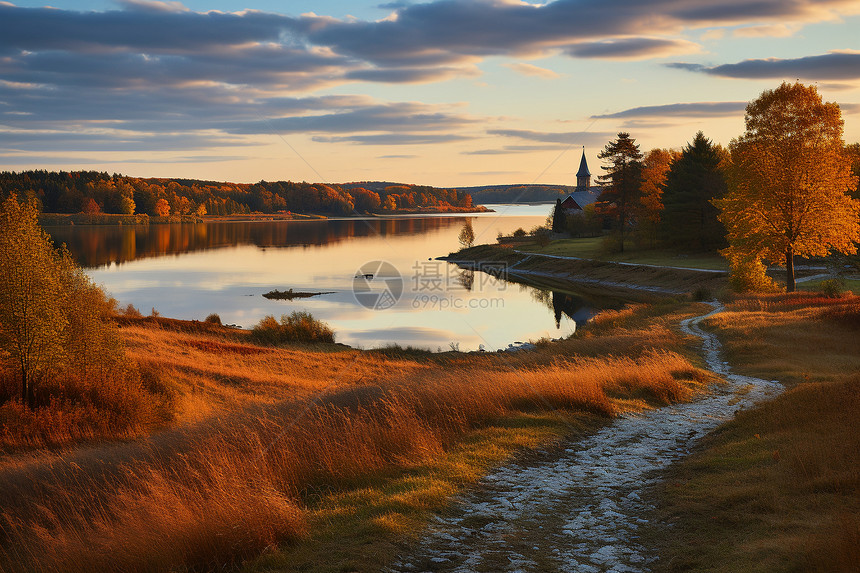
xmin=819 ymin=278 xmax=847 ymax=298
xmin=122 ymin=303 xmax=143 ymax=318
xmin=204 ymin=313 xmax=222 ymax=325
xmin=724 ymin=249 xmax=780 ymax=293
xmin=532 ymin=227 xmax=552 ymax=247
xmin=512 ymin=228 xmax=527 ymax=238
xmin=251 ymin=311 xmax=335 ymax=345
xmin=692 ymin=286 xmax=713 ymax=302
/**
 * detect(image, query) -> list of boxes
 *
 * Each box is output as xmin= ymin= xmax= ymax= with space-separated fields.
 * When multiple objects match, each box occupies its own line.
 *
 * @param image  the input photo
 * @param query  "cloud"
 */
xmin=592 ymin=102 xmax=747 ymax=119
xmin=565 ymin=37 xmax=701 ymax=60
xmin=2 ymin=0 xmax=857 ymax=159
xmin=224 ymin=101 xmax=479 ymax=135
xmin=668 ymin=51 xmax=860 ymax=81
xmin=301 ymin=0 xmax=858 ymax=67
xmin=504 ymin=62 xmax=560 ymax=79
xmin=115 ymin=0 xmax=190 ymax=13
xmin=487 ymin=129 xmax=614 ymax=145
xmin=344 ymin=65 xmax=479 ymax=83
xmin=462 ymin=144 xmax=572 ymax=155
xmin=312 ymin=133 xmax=472 ymax=145
xmin=732 ymin=23 xmax=799 ymax=37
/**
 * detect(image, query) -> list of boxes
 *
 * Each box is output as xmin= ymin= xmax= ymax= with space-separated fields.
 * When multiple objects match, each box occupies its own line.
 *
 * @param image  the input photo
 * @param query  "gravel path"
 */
xmin=391 ymin=303 xmax=784 ymax=573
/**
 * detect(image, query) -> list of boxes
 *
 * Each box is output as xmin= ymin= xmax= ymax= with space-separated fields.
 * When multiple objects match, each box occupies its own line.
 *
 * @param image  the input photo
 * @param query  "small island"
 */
xmin=262 ymin=288 xmax=335 ymax=300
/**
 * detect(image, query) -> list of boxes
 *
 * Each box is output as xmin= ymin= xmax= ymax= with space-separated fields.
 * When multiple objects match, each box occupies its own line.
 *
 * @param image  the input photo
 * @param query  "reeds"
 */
xmin=0 ymin=339 xmax=706 ymax=572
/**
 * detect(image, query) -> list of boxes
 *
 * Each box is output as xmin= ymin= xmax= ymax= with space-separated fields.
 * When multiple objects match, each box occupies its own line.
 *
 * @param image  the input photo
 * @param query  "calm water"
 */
xmin=47 ymin=204 xmax=618 ymax=351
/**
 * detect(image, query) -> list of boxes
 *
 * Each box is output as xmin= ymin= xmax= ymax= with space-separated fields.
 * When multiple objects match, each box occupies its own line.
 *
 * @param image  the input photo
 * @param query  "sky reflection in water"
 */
xmin=52 ymin=204 xmax=607 ymax=351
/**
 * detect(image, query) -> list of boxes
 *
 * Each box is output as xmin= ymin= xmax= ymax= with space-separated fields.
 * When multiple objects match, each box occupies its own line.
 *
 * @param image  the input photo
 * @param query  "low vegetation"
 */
xmin=251 ymin=311 xmax=336 ymax=345
xmin=0 ymin=294 xmax=714 ymax=572
xmin=654 ymin=292 xmax=860 ymax=571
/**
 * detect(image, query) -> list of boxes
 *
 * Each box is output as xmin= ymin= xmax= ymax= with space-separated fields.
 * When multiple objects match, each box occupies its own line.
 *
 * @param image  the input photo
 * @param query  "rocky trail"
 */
xmin=391 ymin=303 xmax=784 ymax=573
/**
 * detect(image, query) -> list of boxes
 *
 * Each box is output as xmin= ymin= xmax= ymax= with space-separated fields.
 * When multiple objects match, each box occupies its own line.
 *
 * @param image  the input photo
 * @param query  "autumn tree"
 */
xmin=661 ymin=132 xmax=728 ymax=251
xmin=715 ymin=82 xmax=860 ymax=292
xmin=0 ymin=198 xmax=68 ymax=407
xmin=0 ymin=197 xmax=129 ymax=407
xmin=154 ymin=197 xmax=171 ymax=217
xmin=596 ymin=132 xmax=643 ymax=252
xmin=638 ymin=148 xmax=677 ymax=247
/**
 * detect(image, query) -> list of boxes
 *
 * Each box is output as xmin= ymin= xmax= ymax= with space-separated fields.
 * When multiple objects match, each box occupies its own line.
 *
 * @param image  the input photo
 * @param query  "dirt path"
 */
xmin=391 ymin=304 xmax=784 ymax=573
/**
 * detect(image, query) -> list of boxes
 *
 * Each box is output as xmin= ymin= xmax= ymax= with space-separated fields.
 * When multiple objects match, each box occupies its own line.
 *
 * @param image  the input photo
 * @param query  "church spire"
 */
xmin=576 ymin=147 xmax=590 ymax=191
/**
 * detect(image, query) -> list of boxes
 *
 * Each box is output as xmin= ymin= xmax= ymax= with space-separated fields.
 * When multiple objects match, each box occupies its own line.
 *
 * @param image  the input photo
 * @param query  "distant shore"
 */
xmin=39 ymin=205 xmax=491 ymax=226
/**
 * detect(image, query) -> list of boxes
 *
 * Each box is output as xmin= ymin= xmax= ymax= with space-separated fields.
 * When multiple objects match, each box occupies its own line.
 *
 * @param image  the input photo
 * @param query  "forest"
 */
xmin=0 ymin=171 xmax=476 ymax=217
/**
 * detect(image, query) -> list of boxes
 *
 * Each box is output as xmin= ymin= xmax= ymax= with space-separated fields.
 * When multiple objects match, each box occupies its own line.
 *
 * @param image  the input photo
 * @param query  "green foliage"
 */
xmin=660 ymin=131 xmax=728 ymax=251
xmin=820 ymin=278 xmax=847 ymax=298
xmin=251 ymin=311 xmax=335 ymax=345
xmin=512 ymin=228 xmax=527 ymax=238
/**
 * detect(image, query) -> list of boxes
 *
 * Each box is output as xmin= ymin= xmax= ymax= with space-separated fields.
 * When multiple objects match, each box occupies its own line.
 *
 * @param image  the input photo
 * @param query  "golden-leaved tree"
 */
xmin=716 ymin=82 xmax=860 ymax=291
xmin=0 ymin=197 xmax=68 ymax=407
xmin=0 ymin=197 xmax=129 ymax=408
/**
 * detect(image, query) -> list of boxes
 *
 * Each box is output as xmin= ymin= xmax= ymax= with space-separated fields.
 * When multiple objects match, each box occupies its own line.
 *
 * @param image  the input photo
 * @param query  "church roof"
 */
xmin=576 ymin=148 xmax=590 ymax=177
xmin=560 ymin=195 xmax=582 ymax=210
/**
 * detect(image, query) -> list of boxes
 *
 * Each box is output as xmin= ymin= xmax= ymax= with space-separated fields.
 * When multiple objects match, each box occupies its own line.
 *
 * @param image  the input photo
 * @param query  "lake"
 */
xmin=46 ymin=204 xmax=618 ymax=352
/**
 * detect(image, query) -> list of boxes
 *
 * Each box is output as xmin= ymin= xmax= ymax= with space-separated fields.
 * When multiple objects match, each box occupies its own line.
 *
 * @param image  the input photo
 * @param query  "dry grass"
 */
xmin=654 ymin=292 xmax=860 ymax=572
xmin=0 ymin=302 xmax=712 ymax=572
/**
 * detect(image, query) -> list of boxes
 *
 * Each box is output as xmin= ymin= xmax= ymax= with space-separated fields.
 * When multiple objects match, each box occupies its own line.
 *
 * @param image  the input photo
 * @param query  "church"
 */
xmin=560 ymin=147 xmax=599 ymax=214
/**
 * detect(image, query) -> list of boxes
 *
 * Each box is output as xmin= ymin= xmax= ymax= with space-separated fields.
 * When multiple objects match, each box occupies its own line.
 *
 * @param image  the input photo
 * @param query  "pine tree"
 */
xmin=661 ymin=132 xmax=728 ymax=251
xmin=551 ymin=198 xmax=565 ymax=233
xmin=595 ymin=132 xmax=643 ymax=253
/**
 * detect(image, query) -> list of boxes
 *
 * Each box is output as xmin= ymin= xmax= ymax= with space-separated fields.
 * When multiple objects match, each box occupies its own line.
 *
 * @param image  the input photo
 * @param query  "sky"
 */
xmin=1 ymin=0 xmax=859 ymax=188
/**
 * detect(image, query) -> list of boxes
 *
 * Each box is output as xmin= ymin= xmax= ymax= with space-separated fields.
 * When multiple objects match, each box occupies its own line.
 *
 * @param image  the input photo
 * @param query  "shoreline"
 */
xmin=39 ymin=206 xmax=492 ymax=226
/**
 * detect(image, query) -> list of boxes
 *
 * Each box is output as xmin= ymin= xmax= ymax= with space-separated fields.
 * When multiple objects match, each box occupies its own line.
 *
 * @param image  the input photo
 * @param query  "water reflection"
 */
xmin=552 ymin=291 xmax=595 ymax=329
xmin=48 ymin=205 xmax=627 ymax=351
xmin=46 ymin=217 xmax=473 ymax=269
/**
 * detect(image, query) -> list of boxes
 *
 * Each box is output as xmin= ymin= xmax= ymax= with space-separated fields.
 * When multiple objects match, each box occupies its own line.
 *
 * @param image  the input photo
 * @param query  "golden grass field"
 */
xmin=654 ymin=293 xmax=860 ymax=572
xmin=0 ymin=302 xmax=713 ymax=572
xmin=1 ymin=288 xmax=857 ymax=572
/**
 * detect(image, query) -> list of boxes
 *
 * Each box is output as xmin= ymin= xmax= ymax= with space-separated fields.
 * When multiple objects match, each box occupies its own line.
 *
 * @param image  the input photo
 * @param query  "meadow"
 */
xmin=653 ymin=292 xmax=860 ymax=572
xmin=0 ymin=300 xmax=712 ymax=572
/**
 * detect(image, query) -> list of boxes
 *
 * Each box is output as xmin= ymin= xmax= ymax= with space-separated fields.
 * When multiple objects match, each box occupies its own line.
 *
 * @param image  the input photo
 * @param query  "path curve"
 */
xmin=391 ymin=303 xmax=783 ymax=573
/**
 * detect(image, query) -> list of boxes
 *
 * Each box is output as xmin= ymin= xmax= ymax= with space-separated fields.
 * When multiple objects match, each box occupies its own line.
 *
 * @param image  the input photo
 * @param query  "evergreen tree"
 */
xmin=596 ymin=132 xmax=643 ymax=253
xmin=660 ymin=131 xmax=728 ymax=251
xmin=551 ymin=198 xmax=565 ymax=233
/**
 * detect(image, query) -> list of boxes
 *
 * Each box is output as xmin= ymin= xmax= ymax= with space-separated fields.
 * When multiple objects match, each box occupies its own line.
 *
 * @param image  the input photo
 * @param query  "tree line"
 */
xmin=0 ymin=171 xmax=475 ymax=217
xmin=556 ymin=82 xmax=860 ymax=292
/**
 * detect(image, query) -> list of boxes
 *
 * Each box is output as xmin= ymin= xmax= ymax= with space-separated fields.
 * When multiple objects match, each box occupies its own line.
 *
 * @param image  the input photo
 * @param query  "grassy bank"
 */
xmin=509 ymin=236 xmax=728 ymax=271
xmin=654 ymin=293 xmax=860 ymax=572
xmin=447 ymin=243 xmax=728 ymax=297
xmin=0 ymin=300 xmax=713 ymax=572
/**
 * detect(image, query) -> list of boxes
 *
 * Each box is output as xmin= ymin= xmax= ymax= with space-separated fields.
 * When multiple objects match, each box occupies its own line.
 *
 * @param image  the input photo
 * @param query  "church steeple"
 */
xmin=576 ymin=147 xmax=590 ymax=191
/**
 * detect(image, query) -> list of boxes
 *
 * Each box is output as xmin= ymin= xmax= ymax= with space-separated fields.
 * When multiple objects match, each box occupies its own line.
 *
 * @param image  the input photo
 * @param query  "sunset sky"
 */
xmin=2 ymin=0 xmax=859 ymax=187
